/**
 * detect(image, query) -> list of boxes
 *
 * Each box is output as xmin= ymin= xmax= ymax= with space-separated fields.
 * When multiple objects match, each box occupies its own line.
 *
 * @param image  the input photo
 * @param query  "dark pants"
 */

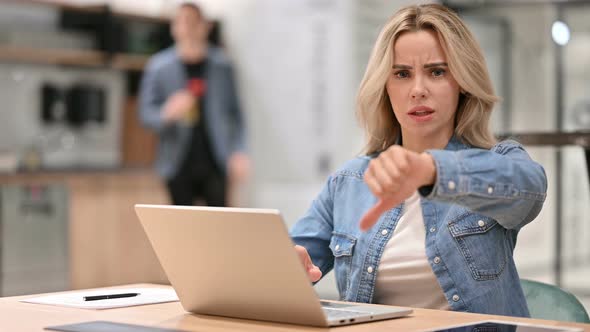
xmin=166 ymin=169 xmax=226 ymax=207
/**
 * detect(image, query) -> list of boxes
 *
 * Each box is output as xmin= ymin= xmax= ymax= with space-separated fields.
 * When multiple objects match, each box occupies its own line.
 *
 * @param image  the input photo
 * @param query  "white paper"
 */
xmin=20 ymin=287 xmax=179 ymax=310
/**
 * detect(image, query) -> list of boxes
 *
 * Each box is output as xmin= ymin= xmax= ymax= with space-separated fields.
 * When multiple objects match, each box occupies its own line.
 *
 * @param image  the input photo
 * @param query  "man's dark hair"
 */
xmin=179 ymin=2 xmax=204 ymax=19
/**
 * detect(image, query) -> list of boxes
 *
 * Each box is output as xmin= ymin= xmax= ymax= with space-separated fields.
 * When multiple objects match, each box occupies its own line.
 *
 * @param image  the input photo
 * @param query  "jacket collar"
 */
xmin=388 ymin=134 xmax=470 ymax=152
xmin=444 ymin=135 xmax=471 ymax=151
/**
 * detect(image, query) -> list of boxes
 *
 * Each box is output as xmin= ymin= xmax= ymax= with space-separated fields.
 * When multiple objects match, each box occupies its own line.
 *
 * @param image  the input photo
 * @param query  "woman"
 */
xmin=290 ymin=4 xmax=546 ymax=317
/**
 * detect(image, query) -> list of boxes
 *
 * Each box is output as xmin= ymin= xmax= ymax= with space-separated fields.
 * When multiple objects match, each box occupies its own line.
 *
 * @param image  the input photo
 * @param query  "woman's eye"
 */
xmin=432 ymin=68 xmax=446 ymax=77
xmin=394 ymin=71 xmax=410 ymax=79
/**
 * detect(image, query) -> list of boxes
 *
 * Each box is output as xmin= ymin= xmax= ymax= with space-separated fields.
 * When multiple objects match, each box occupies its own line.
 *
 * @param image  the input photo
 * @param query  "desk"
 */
xmin=1 ymin=284 xmax=589 ymax=332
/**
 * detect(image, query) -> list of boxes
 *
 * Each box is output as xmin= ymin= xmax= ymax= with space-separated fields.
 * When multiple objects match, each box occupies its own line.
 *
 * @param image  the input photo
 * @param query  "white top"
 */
xmin=373 ymin=192 xmax=449 ymax=310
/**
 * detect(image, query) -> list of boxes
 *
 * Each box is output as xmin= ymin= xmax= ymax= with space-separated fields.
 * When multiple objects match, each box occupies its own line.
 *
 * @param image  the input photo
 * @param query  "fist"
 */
xmin=359 ymin=145 xmax=436 ymax=231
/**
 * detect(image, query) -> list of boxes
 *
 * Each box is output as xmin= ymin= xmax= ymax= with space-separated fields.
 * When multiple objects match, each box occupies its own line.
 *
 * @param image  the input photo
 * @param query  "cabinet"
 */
xmin=67 ymin=171 xmax=169 ymax=289
xmin=0 ymin=184 xmax=68 ymax=296
xmin=0 ymin=171 xmax=170 ymax=291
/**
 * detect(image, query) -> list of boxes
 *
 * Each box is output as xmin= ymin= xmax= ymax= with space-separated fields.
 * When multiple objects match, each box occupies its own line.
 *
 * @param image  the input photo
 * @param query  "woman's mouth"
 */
xmin=408 ymin=106 xmax=435 ymax=122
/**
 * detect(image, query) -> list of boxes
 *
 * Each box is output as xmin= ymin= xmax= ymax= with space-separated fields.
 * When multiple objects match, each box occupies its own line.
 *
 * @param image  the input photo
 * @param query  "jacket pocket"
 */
xmin=448 ymin=213 xmax=508 ymax=281
xmin=329 ymin=232 xmax=356 ymax=298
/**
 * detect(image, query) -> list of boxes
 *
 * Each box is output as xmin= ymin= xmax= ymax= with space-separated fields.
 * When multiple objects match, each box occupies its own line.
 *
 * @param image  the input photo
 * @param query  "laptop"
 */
xmin=134 ymin=204 xmax=413 ymax=327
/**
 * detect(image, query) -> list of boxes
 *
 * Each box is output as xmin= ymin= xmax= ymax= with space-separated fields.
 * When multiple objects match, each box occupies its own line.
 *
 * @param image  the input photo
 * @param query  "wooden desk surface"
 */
xmin=2 ymin=284 xmax=589 ymax=332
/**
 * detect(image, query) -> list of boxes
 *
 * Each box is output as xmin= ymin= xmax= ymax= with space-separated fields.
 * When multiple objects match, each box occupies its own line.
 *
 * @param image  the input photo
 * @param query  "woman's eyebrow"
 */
xmin=424 ymin=62 xmax=448 ymax=68
xmin=392 ymin=62 xmax=448 ymax=69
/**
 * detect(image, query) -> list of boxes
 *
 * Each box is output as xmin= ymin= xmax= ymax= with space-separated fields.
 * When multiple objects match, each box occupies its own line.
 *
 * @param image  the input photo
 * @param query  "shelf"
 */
xmin=0 ymin=1 xmax=168 ymax=71
xmin=111 ymin=53 xmax=150 ymax=71
xmin=10 ymin=0 xmax=170 ymax=22
xmin=111 ymin=9 xmax=170 ymax=24
xmin=4 ymin=0 xmax=106 ymax=14
xmin=0 ymin=45 xmax=106 ymax=67
xmin=0 ymin=45 xmax=153 ymax=71
xmin=498 ymin=131 xmax=590 ymax=148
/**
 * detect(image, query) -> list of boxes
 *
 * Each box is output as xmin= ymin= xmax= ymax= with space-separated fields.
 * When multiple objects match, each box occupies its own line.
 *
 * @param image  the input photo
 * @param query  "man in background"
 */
xmin=139 ymin=1 xmax=249 ymax=206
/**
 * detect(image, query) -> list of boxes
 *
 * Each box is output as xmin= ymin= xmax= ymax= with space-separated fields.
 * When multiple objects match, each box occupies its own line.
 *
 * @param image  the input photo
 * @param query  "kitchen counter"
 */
xmin=0 ymin=168 xmax=170 ymax=291
xmin=0 ymin=166 xmax=155 ymax=178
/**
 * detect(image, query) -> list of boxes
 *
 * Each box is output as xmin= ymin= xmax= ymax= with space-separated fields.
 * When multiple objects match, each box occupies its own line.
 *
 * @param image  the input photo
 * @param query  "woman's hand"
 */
xmin=360 ymin=145 xmax=437 ymax=231
xmin=294 ymin=245 xmax=322 ymax=282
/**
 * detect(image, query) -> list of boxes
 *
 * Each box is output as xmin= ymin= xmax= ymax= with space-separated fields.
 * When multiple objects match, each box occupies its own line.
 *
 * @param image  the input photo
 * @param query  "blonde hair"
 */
xmin=357 ymin=3 xmax=498 ymax=154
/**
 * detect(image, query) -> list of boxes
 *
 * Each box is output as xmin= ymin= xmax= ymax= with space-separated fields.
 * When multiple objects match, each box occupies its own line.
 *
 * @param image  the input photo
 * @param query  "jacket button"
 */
xmin=335 ymin=245 xmax=340 ymax=251
xmin=434 ymin=257 xmax=441 ymax=264
xmin=448 ymin=181 xmax=456 ymax=190
xmin=478 ymin=220 xmax=485 ymax=227
xmin=487 ymin=186 xmax=494 ymax=194
xmin=452 ymin=294 xmax=460 ymax=302
xmin=430 ymin=227 xmax=436 ymax=233
xmin=367 ymin=266 xmax=374 ymax=273
xmin=381 ymin=229 xmax=388 ymax=235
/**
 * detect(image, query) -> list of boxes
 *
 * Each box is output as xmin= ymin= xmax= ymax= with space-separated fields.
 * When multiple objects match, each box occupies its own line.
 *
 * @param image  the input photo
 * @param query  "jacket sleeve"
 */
xmin=138 ymin=58 xmax=175 ymax=135
xmin=422 ymin=140 xmax=547 ymax=230
xmin=289 ymin=176 xmax=336 ymax=281
xmin=224 ymin=64 xmax=247 ymax=153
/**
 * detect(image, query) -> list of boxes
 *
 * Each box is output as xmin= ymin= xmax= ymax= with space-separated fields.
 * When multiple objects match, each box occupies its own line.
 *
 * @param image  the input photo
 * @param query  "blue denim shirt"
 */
xmin=290 ymin=137 xmax=547 ymax=317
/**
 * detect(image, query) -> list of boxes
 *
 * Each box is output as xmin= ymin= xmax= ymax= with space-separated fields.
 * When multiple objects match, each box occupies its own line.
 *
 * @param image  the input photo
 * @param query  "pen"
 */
xmin=83 ymin=292 xmax=140 ymax=301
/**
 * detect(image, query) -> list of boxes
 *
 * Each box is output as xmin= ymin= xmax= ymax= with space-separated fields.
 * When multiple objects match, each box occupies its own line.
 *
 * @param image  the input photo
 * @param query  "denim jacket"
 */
xmin=290 ymin=137 xmax=547 ymax=317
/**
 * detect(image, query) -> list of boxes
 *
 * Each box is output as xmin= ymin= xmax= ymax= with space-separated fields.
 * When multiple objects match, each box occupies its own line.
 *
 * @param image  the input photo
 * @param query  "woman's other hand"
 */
xmin=294 ymin=245 xmax=322 ymax=283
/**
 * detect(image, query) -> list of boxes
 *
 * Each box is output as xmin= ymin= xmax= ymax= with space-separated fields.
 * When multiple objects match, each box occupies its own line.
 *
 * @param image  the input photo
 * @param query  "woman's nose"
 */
xmin=410 ymin=78 xmax=428 ymax=100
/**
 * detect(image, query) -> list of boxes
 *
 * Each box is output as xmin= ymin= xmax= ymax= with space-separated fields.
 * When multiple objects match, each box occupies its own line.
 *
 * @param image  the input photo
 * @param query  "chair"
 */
xmin=521 ymin=279 xmax=590 ymax=323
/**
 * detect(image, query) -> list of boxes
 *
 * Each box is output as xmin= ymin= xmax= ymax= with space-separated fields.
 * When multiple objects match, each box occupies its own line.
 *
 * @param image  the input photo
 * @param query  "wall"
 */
xmin=561 ymin=4 xmax=590 ymax=289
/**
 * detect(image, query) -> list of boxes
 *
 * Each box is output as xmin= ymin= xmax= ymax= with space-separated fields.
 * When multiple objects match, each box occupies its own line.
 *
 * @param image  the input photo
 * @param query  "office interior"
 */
xmin=0 ymin=0 xmax=588 ymax=318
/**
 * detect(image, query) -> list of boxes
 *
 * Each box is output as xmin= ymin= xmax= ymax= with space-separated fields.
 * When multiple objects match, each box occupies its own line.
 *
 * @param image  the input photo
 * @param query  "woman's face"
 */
xmin=386 ymin=29 xmax=460 ymax=142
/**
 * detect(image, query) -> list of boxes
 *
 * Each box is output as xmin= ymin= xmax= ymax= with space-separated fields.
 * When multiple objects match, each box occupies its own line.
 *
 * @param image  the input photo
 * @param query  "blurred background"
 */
xmin=0 ymin=0 xmax=588 ymax=313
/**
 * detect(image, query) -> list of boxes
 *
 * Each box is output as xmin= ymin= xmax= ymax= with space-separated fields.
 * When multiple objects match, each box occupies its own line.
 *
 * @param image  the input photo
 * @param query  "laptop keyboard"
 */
xmin=322 ymin=307 xmax=367 ymax=318
xmin=321 ymin=303 xmax=370 ymax=320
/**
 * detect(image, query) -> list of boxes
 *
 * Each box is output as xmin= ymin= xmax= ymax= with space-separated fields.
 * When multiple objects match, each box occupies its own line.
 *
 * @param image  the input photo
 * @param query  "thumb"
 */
xmin=294 ymin=245 xmax=322 ymax=282
xmin=359 ymin=197 xmax=399 ymax=232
